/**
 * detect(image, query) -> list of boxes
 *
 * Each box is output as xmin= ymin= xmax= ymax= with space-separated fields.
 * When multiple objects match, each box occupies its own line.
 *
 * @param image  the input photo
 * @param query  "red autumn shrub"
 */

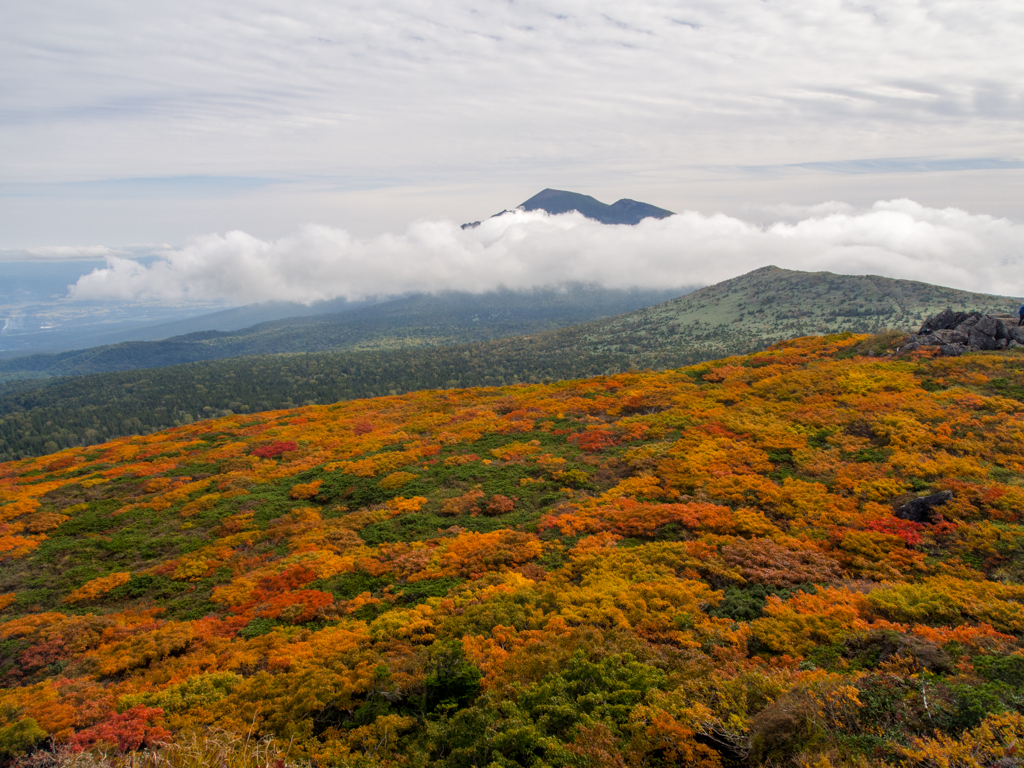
xmin=251 ymin=441 xmax=298 ymax=459
xmin=45 ymin=455 xmax=77 ymax=472
xmin=568 ymin=428 xmax=618 ymax=453
xmin=68 ymin=706 xmax=170 ymax=753
xmin=253 ymin=590 xmax=334 ymax=624
xmin=722 ymin=538 xmax=843 ymax=586
xmin=864 ymin=516 xmax=924 ymax=546
xmin=257 ymin=565 xmax=318 ymax=593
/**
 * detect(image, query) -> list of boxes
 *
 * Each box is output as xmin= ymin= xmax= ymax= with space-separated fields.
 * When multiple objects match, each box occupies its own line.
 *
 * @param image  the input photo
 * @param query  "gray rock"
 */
xmin=916 ymin=310 xmax=1018 ymax=353
xmin=1011 ymin=340 xmax=1023 ymax=349
xmin=919 ymin=309 xmax=975 ymax=333
xmin=975 ymin=315 xmax=1001 ymax=337
xmin=897 ymin=341 xmax=922 ymax=355
xmin=969 ymin=328 xmax=998 ymax=350
xmin=930 ymin=329 xmax=969 ymax=345
xmin=897 ymin=491 xmax=953 ymax=523
xmin=956 ymin=320 xmax=978 ymax=335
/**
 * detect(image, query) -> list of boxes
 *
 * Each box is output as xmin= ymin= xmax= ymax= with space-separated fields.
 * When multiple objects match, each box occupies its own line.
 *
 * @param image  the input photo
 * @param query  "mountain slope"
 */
xmin=4 ymin=265 xmax=1016 ymax=382
xmin=0 ymin=296 xmax=379 ymax=361
xmin=570 ymin=265 xmax=1019 ymax=364
xmin=1 ymin=335 xmax=1023 ymax=766
xmin=0 ymin=285 xmax=690 ymax=379
xmin=0 ymin=266 xmax=1019 ymax=460
xmin=85 ymin=295 xmax=377 ymax=344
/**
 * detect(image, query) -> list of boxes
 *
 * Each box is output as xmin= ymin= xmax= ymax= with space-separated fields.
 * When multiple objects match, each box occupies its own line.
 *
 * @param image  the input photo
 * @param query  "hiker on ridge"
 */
xmin=1019 ymin=302 xmax=1024 ymax=326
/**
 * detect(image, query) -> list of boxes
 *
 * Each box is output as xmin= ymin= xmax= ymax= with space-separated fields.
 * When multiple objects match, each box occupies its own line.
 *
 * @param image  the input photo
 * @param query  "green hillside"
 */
xmin=0 ymin=267 xmax=1018 ymax=461
xmin=576 ymin=265 xmax=1020 ymax=364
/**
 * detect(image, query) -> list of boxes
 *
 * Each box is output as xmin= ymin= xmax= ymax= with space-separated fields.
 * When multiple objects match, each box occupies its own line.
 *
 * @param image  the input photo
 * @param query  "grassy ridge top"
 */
xmin=575 ymin=266 xmax=1020 ymax=364
xmin=1 ymin=335 xmax=1024 ymax=766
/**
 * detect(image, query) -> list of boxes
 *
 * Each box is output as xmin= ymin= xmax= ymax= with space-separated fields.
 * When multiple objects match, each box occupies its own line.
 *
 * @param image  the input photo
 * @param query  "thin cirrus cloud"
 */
xmin=741 ymin=157 xmax=1024 ymax=176
xmin=4 ymin=3 xmax=1024 ymax=200
xmin=4 ymin=1 xmax=1024 ymax=249
xmin=16 ymin=245 xmax=124 ymax=260
xmin=68 ymin=201 xmax=1024 ymax=305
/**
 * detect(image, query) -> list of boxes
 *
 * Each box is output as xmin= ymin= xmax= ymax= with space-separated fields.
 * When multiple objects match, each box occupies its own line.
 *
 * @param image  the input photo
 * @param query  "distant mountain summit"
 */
xmin=518 ymin=189 xmax=675 ymax=224
xmin=462 ymin=188 xmax=674 ymax=228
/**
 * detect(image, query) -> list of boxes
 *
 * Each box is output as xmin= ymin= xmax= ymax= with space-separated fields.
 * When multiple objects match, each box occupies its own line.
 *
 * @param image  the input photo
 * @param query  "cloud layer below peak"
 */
xmin=67 ymin=201 xmax=1024 ymax=305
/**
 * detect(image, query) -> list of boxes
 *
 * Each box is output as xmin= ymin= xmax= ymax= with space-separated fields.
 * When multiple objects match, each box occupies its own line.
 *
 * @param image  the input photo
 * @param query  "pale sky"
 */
xmin=3 ymin=0 xmax=1024 ymax=300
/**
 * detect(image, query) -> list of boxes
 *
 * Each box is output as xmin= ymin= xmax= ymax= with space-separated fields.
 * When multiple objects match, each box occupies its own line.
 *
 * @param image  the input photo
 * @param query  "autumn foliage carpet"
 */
xmin=1 ymin=333 xmax=1024 ymax=767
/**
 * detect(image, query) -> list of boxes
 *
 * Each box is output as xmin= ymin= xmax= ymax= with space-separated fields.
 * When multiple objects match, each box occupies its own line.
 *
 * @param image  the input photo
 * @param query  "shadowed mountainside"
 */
xmin=0 ymin=286 xmax=691 ymax=380
xmin=517 ymin=188 xmax=675 ymax=224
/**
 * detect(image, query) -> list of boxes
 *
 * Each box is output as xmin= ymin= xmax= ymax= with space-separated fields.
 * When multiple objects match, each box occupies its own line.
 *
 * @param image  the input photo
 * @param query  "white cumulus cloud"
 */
xmin=67 ymin=201 xmax=1024 ymax=305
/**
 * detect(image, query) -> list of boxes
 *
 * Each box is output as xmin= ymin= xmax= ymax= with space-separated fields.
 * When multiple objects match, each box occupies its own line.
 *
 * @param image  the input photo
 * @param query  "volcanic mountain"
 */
xmin=462 ymin=188 xmax=675 ymax=228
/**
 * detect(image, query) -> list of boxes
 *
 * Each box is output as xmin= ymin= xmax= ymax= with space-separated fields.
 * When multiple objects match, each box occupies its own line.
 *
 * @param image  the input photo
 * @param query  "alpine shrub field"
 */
xmin=1 ymin=333 xmax=1024 ymax=766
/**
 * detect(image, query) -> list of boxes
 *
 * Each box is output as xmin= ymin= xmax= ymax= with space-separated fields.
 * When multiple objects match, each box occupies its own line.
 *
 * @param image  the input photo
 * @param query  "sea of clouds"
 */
xmin=68 ymin=200 xmax=1024 ymax=305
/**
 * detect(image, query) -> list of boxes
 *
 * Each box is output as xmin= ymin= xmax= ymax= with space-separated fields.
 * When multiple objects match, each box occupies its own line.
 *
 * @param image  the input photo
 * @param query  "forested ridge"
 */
xmin=0 ymin=286 xmax=690 ymax=380
xmin=1 ymin=334 xmax=1024 ymax=766
xmin=0 ymin=328 xmax=745 ymax=462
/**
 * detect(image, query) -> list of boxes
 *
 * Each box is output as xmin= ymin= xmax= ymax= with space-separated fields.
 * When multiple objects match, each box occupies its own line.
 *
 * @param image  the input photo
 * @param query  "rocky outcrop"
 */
xmin=897 ymin=309 xmax=1024 ymax=356
xmin=897 ymin=490 xmax=953 ymax=523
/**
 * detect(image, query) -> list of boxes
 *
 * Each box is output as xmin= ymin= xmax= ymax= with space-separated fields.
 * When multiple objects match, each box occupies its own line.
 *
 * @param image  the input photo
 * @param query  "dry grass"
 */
xmin=842 ymin=328 xmax=908 ymax=357
xmin=10 ymin=731 xmax=307 ymax=768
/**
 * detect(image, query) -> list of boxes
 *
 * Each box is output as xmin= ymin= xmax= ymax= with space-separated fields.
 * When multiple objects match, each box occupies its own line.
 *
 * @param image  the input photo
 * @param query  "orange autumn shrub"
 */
xmin=64 ymin=573 xmax=132 ymax=604
xmin=751 ymin=587 xmax=871 ymax=656
xmin=289 ymin=479 xmax=323 ymax=499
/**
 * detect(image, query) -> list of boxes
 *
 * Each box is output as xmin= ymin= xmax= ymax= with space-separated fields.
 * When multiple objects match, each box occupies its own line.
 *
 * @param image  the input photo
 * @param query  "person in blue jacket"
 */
xmin=1019 ymin=302 xmax=1024 ymax=326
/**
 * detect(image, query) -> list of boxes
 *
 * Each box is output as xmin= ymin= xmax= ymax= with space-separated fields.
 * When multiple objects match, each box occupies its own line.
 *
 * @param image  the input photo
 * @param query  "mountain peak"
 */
xmin=462 ymin=189 xmax=674 ymax=228
xmin=519 ymin=188 xmax=674 ymax=225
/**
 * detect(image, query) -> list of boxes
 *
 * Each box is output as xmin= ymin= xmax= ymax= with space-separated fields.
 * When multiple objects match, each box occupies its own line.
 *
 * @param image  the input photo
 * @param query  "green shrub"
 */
xmin=0 ymin=718 xmax=47 ymax=759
